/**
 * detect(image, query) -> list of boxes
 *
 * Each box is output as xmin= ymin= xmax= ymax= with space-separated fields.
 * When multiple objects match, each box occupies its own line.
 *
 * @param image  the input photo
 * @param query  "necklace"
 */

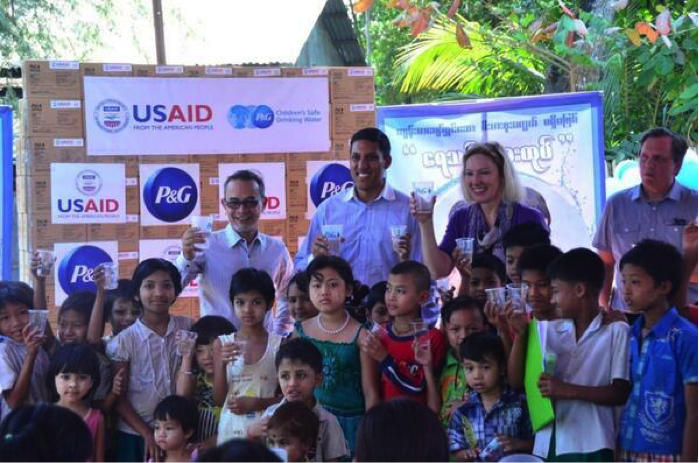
xmin=317 ymin=310 xmax=350 ymax=335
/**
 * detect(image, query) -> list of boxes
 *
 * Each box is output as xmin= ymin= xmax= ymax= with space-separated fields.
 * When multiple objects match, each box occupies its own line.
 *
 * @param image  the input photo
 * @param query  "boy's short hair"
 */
xmin=274 ymin=338 xmax=323 ymax=374
xmin=288 ymin=272 xmax=310 ymax=294
xmin=547 ymin=248 xmax=605 ymax=291
xmin=132 ymin=258 xmax=183 ymax=297
xmin=365 ymin=281 xmax=387 ymax=310
xmin=103 ymin=279 xmax=135 ymax=320
xmin=47 ymin=343 xmax=101 ymax=402
xmin=229 ymin=268 xmax=276 ymax=309
xmin=191 ymin=315 xmax=236 ymax=346
xmin=389 ymin=260 xmax=431 ymax=293
xmin=440 ymin=296 xmax=482 ymax=325
xmin=153 ymin=395 xmax=198 ymax=435
xmin=502 ymin=222 xmax=551 ymax=250
xmin=459 ymin=331 xmax=506 ymax=367
xmin=58 ymin=291 xmax=96 ymax=322
xmin=518 ymin=244 xmax=563 ymax=275
xmin=0 ymin=281 xmax=34 ymax=312
xmin=471 ymin=253 xmax=506 ymax=283
xmin=267 ymin=401 xmax=320 ymax=447
xmin=620 ymin=239 xmax=683 ymax=299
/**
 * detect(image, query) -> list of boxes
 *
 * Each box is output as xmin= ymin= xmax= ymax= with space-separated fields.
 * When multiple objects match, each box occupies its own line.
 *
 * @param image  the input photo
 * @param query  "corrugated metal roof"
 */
xmin=320 ymin=0 xmax=367 ymax=66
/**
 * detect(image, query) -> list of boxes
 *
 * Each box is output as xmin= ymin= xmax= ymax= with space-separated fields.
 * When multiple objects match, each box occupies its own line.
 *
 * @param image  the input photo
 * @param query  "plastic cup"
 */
xmin=455 ymin=237 xmax=474 ymax=261
xmin=507 ymin=283 xmax=529 ymax=312
xmin=486 ymin=287 xmax=507 ymax=310
xmin=176 ymin=330 xmax=198 ymax=357
xmin=390 ymin=225 xmax=407 ymax=254
xmin=35 ymin=250 xmax=56 ymax=277
xmin=191 ymin=215 xmax=213 ymax=249
xmin=410 ymin=320 xmax=430 ymax=351
xmin=412 ymin=181 xmax=435 ymax=212
xmin=101 ymin=262 xmax=119 ymax=290
xmin=28 ymin=310 xmax=48 ymax=336
xmin=321 ymin=224 xmax=343 ymax=255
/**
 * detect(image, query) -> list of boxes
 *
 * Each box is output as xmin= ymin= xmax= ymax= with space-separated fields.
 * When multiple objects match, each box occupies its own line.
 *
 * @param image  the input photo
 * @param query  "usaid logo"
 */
xmin=94 ymin=99 xmax=129 ymax=133
xmin=227 ymin=105 xmax=274 ymax=129
xmin=58 ymin=245 xmax=113 ymax=294
xmin=162 ymin=245 xmax=182 ymax=261
xmin=143 ymin=167 xmax=198 ymax=223
xmin=75 ymin=170 xmax=102 ymax=196
xmin=310 ymin=163 xmax=353 ymax=207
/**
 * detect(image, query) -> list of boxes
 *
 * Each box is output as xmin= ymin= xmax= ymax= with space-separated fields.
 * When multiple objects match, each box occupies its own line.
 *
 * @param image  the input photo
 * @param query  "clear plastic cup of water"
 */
xmin=101 ymin=262 xmax=119 ymax=290
xmin=506 ymin=283 xmax=529 ymax=312
xmin=28 ymin=310 xmax=48 ymax=336
xmin=410 ymin=320 xmax=431 ymax=351
xmin=35 ymin=250 xmax=56 ymax=277
xmin=455 ymin=237 xmax=474 ymax=261
xmin=390 ymin=225 xmax=407 ymax=253
xmin=486 ymin=287 xmax=507 ymax=310
xmin=321 ymin=224 xmax=343 ymax=255
xmin=176 ymin=330 xmax=198 ymax=357
xmin=191 ymin=215 xmax=213 ymax=249
xmin=412 ymin=181 xmax=435 ymax=212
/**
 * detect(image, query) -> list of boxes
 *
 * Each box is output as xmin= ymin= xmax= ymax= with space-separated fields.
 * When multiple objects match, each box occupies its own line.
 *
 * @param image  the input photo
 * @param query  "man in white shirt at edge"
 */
xmin=175 ymin=170 xmax=294 ymax=335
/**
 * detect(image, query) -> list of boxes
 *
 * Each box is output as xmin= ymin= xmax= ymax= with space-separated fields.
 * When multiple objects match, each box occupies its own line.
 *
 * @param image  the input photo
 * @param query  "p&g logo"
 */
xmin=227 ymin=105 xmax=274 ymax=129
xmin=94 ymin=99 xmax=129 ymax=133
xmin=58 ymin=245 xmax=113 ymax=294
xmin=143 ymin=167 xmax=198 ymax=223
xmin=310 ymin=163 xmax=353 ymax=207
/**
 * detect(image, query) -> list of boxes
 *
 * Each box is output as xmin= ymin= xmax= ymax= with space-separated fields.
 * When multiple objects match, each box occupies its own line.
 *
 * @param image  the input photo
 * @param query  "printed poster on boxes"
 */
xmin=139 ymin=239 xmax=198 ymax=297
xmin=218 ymin=162 xmax=286 ymax=220
xmin=305 ymin=160 xmax=352 ymax=220
xmin=51 ymin=163 xmax=126 ymax=223
xmin=140 ymin=163 xmax=201 ymax=226
xmin=54 ymin=241 xmax=118 ymax=305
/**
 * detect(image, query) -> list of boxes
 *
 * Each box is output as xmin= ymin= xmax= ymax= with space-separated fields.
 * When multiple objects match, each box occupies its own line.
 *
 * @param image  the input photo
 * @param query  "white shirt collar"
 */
xmin=223 ymin=224 xmax=266 ymax=251
xmin=341 ymin=180 xmax=396 ymax=203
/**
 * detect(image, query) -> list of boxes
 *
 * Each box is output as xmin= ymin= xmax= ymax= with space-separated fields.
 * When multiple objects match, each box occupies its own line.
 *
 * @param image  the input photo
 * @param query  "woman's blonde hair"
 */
xmin=460 ymin=142 xmax=523 ymax=204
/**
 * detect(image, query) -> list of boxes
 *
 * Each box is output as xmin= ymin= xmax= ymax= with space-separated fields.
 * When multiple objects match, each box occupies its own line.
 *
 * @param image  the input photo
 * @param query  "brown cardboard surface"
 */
xmin=140 ymin=225 xmax=189 ymax=240
xmin=18 ymin=137 xmax=86 ymax=175
xmin=16 ymin=175 xmax=50 ymax=214
xmin=281 ymin=67 xmax=330 ymax=78
xmin=191 ymin=156 xmax=219 ymax=178
xmin=126 ymin=185 xmax=140 ymax=214
xmin=331 ymin=138 xmax=351 ymax=159
xmin=132 ymin=65 xmax=156 ymax=77
xmin=259 ymin=220 xmax=286 ymax=240
xmin=81 ymin=62 xmax=134 ymax=77
xmin=287 ymin=213 xmax=311 ymax=239
xmin=200 ymin=178 xmax=220 ymax=216
xmin=22 ymin=60 xmax=82 ymax=99
xmin=329 ymin=67 xmax=375 ymax=104
xmin=117 ymin=258 xmax=139 ymax=279
xmin=330 ymin=104 xmax=376 ymax=139
xmin=23 ymin=98 xmax=84 ymax=138
xmin=286 ymin=168 xmax=307 ymax=209
xmin=22 ymin=212 xmax=87 ymax=247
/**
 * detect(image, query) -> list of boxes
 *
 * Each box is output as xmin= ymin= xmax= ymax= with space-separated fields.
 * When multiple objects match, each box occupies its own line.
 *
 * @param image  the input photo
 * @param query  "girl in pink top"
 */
xmin=49 ymin=343 xmax=105 ymax=462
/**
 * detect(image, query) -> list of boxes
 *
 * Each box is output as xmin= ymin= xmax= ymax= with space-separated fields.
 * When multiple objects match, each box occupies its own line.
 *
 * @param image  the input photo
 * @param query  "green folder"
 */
xmin=524 ymin=320 xmax=555 ymax=431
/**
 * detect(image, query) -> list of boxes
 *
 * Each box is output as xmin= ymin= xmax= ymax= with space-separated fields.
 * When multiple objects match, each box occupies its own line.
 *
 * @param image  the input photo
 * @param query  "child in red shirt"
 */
xmin=360 ymin=261 xmax=447 ymax=412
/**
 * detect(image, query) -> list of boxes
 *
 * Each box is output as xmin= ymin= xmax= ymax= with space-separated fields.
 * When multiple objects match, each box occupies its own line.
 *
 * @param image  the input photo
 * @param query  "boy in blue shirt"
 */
xmin=618 ymin=239 xmax=698 ymax=462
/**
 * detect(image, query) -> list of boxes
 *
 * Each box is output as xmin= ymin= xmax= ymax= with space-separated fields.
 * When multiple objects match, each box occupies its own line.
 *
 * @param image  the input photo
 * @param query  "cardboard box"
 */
xmin=170 ymin=299 xmax=192 ymax=318
xmin=287 ymin=213 xmax=311 ymax=240
xmin=259 ymin=220 xmax=286 ymax=241
xmin=286 ymin=168 xmax=307 ymax=209
xmin=16 ymin=174 xmax=50 ymax=214
xmin=140 ymin=225 xmax=189 ymax=240
xmin=81 ymin=62 xmax=133 ymax=77
xmin=202 ymin=66 xmax=234 ymax=77
xmin=240 ymin=153 xmax=286 ymax=163
xmin=201 ymin=177 xmax=220 ymax=216
xmin=331 ymin=138 xmax=351 ymax=159
xmin=22 ymin=212 xmax=87 ymax=247
xmin=86 ymin=222 xmax=139 ymax=243
xmin=191 ymin=156 xmax=219 ymax=178
xmin=155 ymin=65 xmax=185 ymax=77
xmin=18 ymin=137 xmax=86 ymax=175
xmin=22 ymin=98 xmax=84 ymax=138
xmin=139 ymin=155 xmax=191 ymax=165
xmin=126 ymin=184 xmax=140 ymax=214
xmin=191 ymin=298 xmax=201 ymax=319
xmin=22 ymin=60 xmax=82 ymax=99
xmin=281 ymin=68 xmax=329 ymax=78
xmin=329 ymin=67 xmax=375 ymax=103
xmin=132 ymin=65 xmax=155 ymax=77
xmin=330 ymin=104 xmax=376 ymax=139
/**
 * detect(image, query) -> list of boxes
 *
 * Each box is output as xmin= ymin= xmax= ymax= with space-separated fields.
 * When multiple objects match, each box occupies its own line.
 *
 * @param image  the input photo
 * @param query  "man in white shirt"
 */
xmin=175 ymin=170 xmax=294 ymax=335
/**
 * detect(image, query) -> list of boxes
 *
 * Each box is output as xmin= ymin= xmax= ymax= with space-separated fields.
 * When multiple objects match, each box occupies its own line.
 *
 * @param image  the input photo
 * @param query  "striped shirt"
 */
xmin=294 ymin=183 xmax=423 ymax=287
xmin=0 ymin=337 xmax=50 ymax=420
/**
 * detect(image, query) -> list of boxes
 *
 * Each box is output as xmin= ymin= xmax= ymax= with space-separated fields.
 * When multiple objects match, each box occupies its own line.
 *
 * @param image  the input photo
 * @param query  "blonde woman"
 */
xmin=411 ymin=142 xmax=547 ymax=279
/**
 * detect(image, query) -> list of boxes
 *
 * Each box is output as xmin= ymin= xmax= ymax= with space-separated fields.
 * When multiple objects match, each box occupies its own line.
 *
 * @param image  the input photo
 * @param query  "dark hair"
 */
xmin=267 ymin=401 xmax=320 ymax=448
xmin=196 ymin=439 xmax=282 ymax=462
xmin=0 ymin=281 xmax=34 ymax=313
xmin=288 ymin=272 xmax=310 ymax=294
xmin=441 ymin=296 xmax=482 ymax=325
xmin=154 ymin=395 xmax=198 ymax=437
xmin=365 ymin=281 xmax=387 ymax=311
xmin=132 ymin=258 xmax=183 ymax=298
xmin=350 ymin=127 xmax=391 ymax=158
xmin=640 ymin=127 xmax=689 ymax=164
xmin=620 ymin=239 xmax=683 ymax=299
xmin=222 ymin=169 xmax=266 ymax=198
xmin=547 ymin=248 xmax=605 ymax=292
xmin=58 ymin=290 xmax=95 ymax=322
xmin=191 ymin=316 xmax=236 ymax=346
xmin=502 ymin=222 xmax=551 ymax=250
xmin=306 ymin=255 xmax=354 ymax=289
xmin=471 ymin=253 xmax=507 ymax=283
xmin=103 ymin=279 xmax=135 ymax=320
xmin=460 ymin=331 xmax=507 ymax=368
xmin=47 ymin=343 xmax=101 ymax=403
xmin=275 ymin=338 xmax=323 ymax=374
xmin=355 ymin=399 xmax=449 ymax=462
xmin=389 ymin=261 xmax=432 ymax=293
xmin=518 ymin=244 xmax=563 ymax=275
xmin=0 ymin=404 xmax=93 ymax=462
xmin=229 ymin=268 xmax=276 ymax=310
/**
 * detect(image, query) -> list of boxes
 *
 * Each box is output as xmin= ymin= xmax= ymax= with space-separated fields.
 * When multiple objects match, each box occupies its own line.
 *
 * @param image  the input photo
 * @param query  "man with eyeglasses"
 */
xmin=176 ymin=170 xmax=294 ymax=335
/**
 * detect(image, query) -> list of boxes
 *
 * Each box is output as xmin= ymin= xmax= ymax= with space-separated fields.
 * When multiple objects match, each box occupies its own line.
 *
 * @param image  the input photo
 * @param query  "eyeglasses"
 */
xmin=224 ymin=199 xmax=260 ymax=210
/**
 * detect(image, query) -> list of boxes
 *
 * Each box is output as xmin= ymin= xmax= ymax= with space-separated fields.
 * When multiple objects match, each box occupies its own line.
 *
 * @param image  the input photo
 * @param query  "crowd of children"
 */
xmin=0 ymin=218 xmax=696 ymax=462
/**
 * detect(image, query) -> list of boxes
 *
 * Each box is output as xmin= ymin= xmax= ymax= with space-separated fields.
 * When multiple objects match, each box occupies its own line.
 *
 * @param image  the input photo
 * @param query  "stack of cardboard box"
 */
xmin=18 ymin=61 xmax=376 ymax=321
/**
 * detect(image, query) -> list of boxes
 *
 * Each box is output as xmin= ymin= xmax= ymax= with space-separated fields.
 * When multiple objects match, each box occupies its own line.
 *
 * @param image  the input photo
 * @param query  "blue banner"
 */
xmin=0 ymin=106 xmax=13 ymax=279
